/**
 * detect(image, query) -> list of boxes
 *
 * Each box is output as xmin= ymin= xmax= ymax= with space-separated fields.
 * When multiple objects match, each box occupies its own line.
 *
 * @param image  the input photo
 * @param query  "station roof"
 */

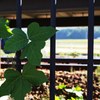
xmin=0 ymin=0 xmax=100 ymax=26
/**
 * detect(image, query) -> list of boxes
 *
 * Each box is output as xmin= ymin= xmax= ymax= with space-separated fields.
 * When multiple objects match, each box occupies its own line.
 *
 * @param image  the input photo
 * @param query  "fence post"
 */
xmin=16 ymin=0 xmax=22 ymax=72
xmin=87 ymin=0 xmax=94 ymax=99
xmin=50 ymin=0 xmax=56 ymax=100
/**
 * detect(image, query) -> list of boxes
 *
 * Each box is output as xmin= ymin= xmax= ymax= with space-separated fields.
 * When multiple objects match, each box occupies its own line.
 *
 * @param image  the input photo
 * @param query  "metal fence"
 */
xmin=50 ymin=0 xmax=94 ymax=100
xmin=0 ymin=0 xmax=97 ymax=100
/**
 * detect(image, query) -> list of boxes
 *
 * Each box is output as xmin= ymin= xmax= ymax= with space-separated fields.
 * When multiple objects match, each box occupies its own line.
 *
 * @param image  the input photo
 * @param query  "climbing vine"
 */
xmin=0 ymin=18 xmax=56 ymax=100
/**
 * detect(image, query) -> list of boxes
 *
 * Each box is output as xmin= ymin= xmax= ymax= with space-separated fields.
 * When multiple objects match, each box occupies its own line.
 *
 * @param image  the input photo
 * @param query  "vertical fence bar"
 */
xmin=50 ymin=0 xmax=56 ymax=100
xmin=87 ymin=0 xmax=94 ymax=99
xmin=16 ymin=0 xmax=22 ymax=72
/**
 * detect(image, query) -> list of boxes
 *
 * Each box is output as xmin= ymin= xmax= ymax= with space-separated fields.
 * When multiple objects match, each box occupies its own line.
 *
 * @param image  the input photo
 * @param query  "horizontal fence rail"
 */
xmin=0 ymin=58 xmax=100 ymax=70
xmin=1 ymin=58 xmax=100 ymax=64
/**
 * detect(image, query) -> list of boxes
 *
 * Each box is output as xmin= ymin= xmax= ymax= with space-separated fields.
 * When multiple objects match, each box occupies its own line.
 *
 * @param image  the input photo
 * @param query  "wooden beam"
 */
xmin=0 ymin=0 xmax=100 ymax=13
xmin=9 ymin=16 xmax=100 ymax=27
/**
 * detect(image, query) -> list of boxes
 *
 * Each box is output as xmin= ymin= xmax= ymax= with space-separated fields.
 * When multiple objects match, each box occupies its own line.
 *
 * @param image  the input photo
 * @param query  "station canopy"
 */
xmin=0 ymin=0 xmax=100 ymax=26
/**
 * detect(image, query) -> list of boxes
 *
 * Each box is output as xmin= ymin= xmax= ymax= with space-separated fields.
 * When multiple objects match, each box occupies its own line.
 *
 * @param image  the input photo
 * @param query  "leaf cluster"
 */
xmin=0 ymin=17 xmax=12 ymax=39
xmin=56 ymin=83 xmax=66 ymax=90
xmin=56 ymin=84 xmax=83 ymax=100
xmin=65 ymin=86 xmax=83 ymax=100
xmin=0 ymin=18 xmax=56 ymax=100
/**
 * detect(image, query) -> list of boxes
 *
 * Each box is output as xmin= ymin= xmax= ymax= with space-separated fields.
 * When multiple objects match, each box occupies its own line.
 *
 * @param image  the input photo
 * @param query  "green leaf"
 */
xmin=35 ymin=26 xmax=56 ymax=41
xmin=21 ymin=42 xmax=45 ymax=65
xmin=22 ymin=63 xmax=48 ymax=86
xmin=21 ymin=22 xmax=56 ymax=65
xmin=11 ymin=77 xmax=31 ymax=100
xmin=55 ymin=95 xmax=60 ymax=100
xmin=71 ymin=97 xmax=76 ymax=100
xmin=4 ymin=28 xmax=28 ymax=52
xmin=73 ymin=86 xmax=82 ymax=91
xmin=0 ymin=69 xmax=32 ymax=100
xmin=57 ymin=84 xmax=66 ymax=90
xmin=27 ymin=22 xmax=56 ymax=41
xmin=0 ymin=18 xmax=12 ymax=39
xmin=27 ymin=22 xmax=40 ymax=40
xmin=0 ymin=17 xmax=9 ymax=25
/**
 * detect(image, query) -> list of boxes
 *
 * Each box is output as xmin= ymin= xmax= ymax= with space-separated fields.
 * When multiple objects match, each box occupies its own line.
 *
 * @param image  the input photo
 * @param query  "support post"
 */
xmin=87 ymin=0 xmax=94 ymax=99
xmin=50 ymin=0 xmax=56 ymax=100
xmin=15 ymin=0 xmax=22 ymax=72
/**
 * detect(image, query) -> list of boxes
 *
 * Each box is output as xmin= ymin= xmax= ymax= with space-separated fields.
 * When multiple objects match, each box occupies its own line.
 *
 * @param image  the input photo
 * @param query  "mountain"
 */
xmin=56 ymin=27 xmax=100 ymax=39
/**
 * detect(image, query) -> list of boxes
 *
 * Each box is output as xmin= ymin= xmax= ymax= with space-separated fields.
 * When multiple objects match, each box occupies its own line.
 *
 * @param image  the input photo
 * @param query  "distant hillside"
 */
xmin=56 ymin=27 xmax=100 ymax=39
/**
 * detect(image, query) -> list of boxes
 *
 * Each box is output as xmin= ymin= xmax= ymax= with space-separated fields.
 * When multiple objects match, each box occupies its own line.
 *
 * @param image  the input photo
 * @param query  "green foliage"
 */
xmin=28 ymin=22 xmax=55 ymax=41
xmin=56 ymin=84 xmax=83 ymax=100
xmin=0 ymin=18 xmax=56 ymax=100
xmin=4 ymin=22 xmax=56 ymax=65
xmin=20 ymin=41 xmax=44 ymax=65
xmin=68 ymin=52 xmax=80 ymax=58
xmin=4 ymin=28 xmax=28 ymax=52
xmin=94 ymin=53 xmax=100 ymax=57
xmin=55 ymin=95 xmax=65 ymax=100
xmin=21 ymin=22 xmax=55 ymax=65
xmin=22 ymin=63 xmax=48 ymax=86
xmin=95 ymin=66 xmax=100 ymax=75
xmin=66 ymin=86 xmax=83 ymax=100
xmin=0 ymin=69 xmax=32 ymax=100
xmin=55 ymin=95 xmax=60 ymax=100
xmin=57 ymin=83 xmax=66 ymax=90
xmin=0 ymin=17 xmax=12 ymax=39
